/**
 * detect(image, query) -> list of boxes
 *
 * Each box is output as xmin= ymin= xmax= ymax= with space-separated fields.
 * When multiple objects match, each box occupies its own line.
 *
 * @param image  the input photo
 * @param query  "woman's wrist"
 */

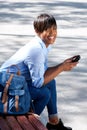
xmin=57 ymin=63 xmax=64 ymax=73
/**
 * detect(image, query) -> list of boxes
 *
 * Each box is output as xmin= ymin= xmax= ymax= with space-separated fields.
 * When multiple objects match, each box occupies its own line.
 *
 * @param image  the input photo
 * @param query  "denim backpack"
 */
xmin=0 ymin=71 xmax=31 ymax=115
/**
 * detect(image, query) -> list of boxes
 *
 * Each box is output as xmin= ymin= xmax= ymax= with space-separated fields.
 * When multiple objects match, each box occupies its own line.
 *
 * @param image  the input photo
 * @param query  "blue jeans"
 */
xmin=28 ymin=79 xmax=58 ymax=117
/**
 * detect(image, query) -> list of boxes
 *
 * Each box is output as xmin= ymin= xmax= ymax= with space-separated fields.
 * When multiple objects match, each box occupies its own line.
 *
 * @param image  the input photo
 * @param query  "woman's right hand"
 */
xmin=61 ymin=57 xmax=78 ymax=71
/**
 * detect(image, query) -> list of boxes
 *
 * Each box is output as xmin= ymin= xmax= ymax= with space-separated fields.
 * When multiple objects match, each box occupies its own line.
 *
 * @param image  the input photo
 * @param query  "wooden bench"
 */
xmin=0 ymin=113 xmax=48 ymax=130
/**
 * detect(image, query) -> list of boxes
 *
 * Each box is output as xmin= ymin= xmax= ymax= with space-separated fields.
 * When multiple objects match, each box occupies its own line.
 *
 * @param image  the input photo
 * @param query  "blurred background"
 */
xmin=0 ymin=0 xmax=87 ymax=129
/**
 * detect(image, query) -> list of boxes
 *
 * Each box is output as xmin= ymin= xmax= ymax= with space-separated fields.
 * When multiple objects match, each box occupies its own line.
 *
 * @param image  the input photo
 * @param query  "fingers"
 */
xmin=62 ymin=61 xmax=78 ymax=71
xmin=64 ymin=57 xmax=73 ymax=63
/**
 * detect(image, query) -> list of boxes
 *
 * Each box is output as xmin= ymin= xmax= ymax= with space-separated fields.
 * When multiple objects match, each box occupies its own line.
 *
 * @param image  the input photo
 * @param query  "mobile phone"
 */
xmin=71 ymin=55 xmax=81 ymax=62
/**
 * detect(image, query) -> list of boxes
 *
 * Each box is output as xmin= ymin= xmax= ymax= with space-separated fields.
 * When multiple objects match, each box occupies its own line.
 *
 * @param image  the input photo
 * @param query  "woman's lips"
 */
xmin=48 ymin=36 xmax=55 ymax=40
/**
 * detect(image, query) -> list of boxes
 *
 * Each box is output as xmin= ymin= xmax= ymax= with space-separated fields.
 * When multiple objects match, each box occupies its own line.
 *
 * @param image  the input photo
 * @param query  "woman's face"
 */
xmin=38 ymin=26 xmax=57 ymax=47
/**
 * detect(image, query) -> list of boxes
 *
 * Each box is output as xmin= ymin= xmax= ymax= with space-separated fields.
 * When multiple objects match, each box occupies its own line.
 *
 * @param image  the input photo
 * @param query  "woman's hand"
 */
xmin=62 ymin=57 xmax=78 ymax=71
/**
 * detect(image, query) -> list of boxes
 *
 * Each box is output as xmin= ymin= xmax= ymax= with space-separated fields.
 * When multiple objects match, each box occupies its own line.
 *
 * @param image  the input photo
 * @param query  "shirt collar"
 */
xmin=35 ymin=35 xmax=52 ymax=52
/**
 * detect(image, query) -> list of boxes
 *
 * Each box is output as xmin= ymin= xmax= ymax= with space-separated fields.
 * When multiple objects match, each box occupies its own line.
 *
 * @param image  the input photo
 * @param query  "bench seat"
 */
xmin=0 ymin=113 xmax=47 ymax=130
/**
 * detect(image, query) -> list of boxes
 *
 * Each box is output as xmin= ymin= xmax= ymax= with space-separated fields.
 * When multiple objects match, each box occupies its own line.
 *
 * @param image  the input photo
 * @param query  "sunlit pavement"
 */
xmin=0 ymin=0 xmax=87 ymax=130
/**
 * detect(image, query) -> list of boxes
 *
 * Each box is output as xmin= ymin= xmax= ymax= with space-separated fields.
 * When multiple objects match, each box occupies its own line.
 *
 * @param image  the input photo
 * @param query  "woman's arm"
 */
xmin=44 ymin=57 xmax=78 ymax=85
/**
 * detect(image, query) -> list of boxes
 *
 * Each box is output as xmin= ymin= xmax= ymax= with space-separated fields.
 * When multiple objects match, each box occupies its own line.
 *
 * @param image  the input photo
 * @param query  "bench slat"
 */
xmin=0 ymin=117 xmax=10 ymax=130
xmin=17 ymin=115 xmax=35 ymax=130
xmin=6 ymin=116 xmax=22 ymax=130
xmin=28 ymin=114 xmax=47 ymax=130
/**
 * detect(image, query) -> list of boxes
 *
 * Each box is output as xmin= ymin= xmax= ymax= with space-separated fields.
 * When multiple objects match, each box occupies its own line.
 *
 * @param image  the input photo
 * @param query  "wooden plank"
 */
xmin=28 ymin=114 xmax=47 ymax=130
xmin=0 ymin=114 xmax=47 ymax=130
xmin=0 ymin=117 xmax=10 ymax=130
xmin=17 ymin=115 xmax=35 ymax=130
xmin=6 ymin=116 xmax=22 ymax=130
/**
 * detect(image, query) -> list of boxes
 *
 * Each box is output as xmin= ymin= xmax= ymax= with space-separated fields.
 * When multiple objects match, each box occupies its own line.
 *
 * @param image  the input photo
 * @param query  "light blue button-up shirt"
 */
xmin=0 ymin=36 xmax=51 ymax=88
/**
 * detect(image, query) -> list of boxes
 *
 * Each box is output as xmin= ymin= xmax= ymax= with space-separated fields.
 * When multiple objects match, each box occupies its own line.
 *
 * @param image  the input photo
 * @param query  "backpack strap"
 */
xmin=2 ymin=74 xmax=14 ymax=113
xmin=2 ymin=74 xmax=14 ymax=104
xmin=2 ymin=73 xmax=20 ymax=113
xmin=15 ymin=95 xmax=19 ymax=112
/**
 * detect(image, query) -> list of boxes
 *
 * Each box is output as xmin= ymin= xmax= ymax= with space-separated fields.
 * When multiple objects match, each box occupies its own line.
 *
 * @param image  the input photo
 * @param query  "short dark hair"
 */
xmin=33 ymin=13 xmax=57 ymax=33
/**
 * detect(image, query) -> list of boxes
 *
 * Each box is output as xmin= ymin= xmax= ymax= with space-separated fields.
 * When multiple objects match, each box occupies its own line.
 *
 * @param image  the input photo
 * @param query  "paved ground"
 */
xmin=0 ymin=0 xmax=87 ymax=130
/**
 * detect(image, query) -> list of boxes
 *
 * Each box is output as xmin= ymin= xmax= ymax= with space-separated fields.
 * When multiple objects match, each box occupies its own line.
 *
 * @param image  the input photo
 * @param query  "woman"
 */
xmin=0 ymin=13 xmax=78 ymax=130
